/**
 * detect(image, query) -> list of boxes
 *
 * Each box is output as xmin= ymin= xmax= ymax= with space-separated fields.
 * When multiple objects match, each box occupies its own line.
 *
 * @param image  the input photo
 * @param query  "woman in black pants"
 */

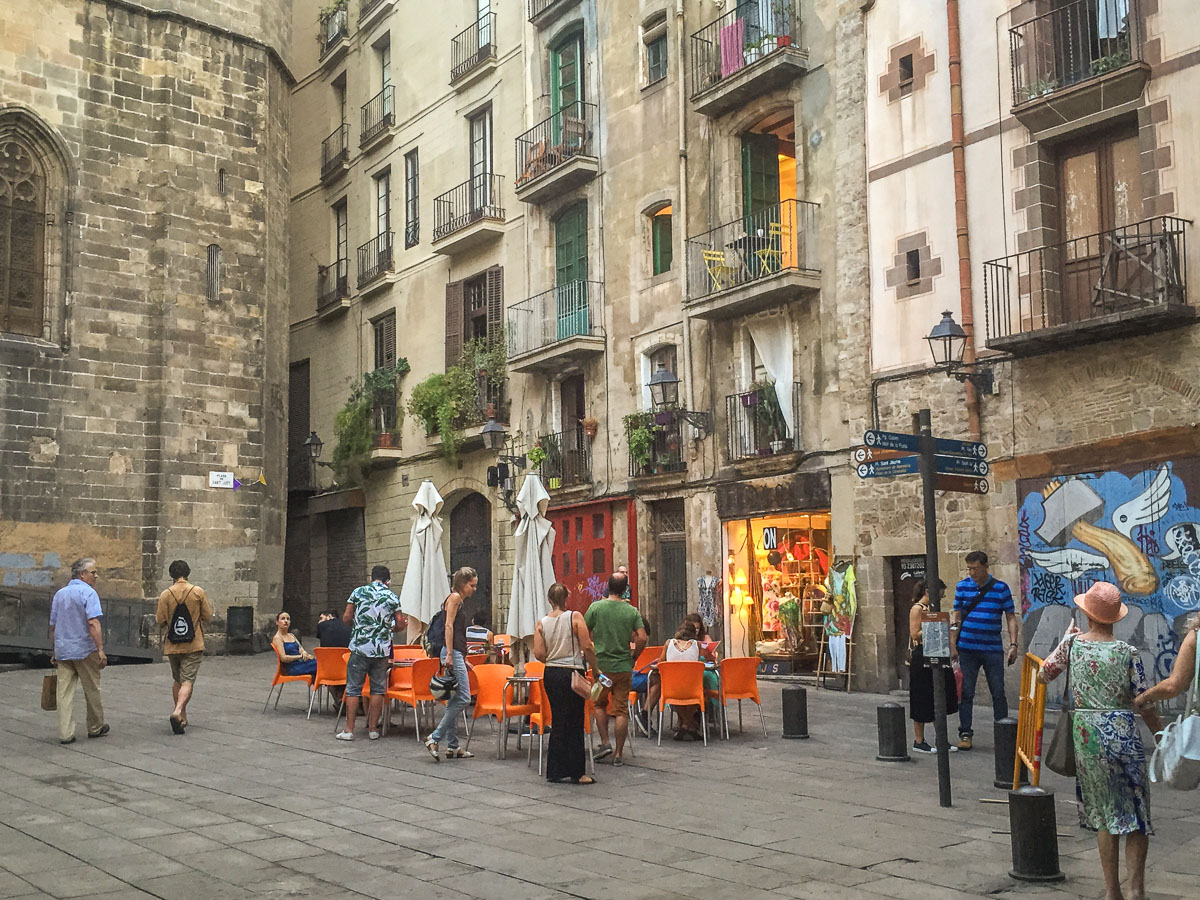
xmin=533 ymin=583 xmax=600 ymax=784
xmin=909 ymin=579 xmax=959 ymax=753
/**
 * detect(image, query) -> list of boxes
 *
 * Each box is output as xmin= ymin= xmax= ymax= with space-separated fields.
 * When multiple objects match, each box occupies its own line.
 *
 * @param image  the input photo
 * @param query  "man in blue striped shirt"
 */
xmin=950 ymin=551 xmax=1018 ymax=751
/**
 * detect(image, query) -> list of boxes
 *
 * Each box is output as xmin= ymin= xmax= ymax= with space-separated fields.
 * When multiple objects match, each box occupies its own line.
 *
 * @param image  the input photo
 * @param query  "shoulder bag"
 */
xmin=567 ymin=614 xmax=591 ymax=699
xmin=1150 ymin=638 xmax=1200 ymax=790
xmin=1044 ymin=637 xmax=1077 ymax=777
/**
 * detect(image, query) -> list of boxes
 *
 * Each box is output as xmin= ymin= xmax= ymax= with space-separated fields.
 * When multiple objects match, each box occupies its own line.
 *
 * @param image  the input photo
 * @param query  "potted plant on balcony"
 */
xmin=331 ymin=358 xmax=410 ymax=485
xmin=754 ymin=383 xmax=792 ymax=454
xmin=624 ymin=411 xmax=657 ymax=475
xmin=542 ymin=431 xmax=563 ymax=489
xmin=406 ymin=363 xmax=479 ymax=461
xmin=581 ymin=415 xmax=599 ymax=439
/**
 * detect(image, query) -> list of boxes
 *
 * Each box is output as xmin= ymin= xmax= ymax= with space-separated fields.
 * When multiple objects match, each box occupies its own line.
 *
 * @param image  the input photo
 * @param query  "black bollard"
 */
xmin=994 ymin=717 xmax=1027 ymax=789
xmin=781 ymin=686 xmax=809 ymax=739
xmin=876 ymin=702 xmax=910 ymax=762
xmin=1008 ymin=787 xmax=1065 ymax=882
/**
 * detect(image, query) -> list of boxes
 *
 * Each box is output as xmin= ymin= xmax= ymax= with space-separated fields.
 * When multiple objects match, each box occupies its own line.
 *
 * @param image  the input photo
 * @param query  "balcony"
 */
xmin=360 ymin=86 xmax=395 ymax=150
xmin=317 ymin=259 xmax=350 ymax=318
xmin=1009 ymin=0 xmax=1148 ymax=134
xmin=528 ymin=0 xmax=578 ymax=29
xmin=685 ymin=199 xmax=820 ymax=319
xmin=534 ymin=428 xmax=591 ymax=490
xmin=689 ymin=1 xmax=808 ymax=118
xmin=432 ymin=174 xmax=505 ymax=255
xmin=319 ymin=3 xmax=349 ymax=64
xmin=356 ymin=232 xmax=394 ymax=290
xmin=725 ymin=382 xmax=803 ymax=462
xmin=983 ymin=216 xmax=1192 ymax=356
xmin=451 ymin=13 xmax=498 ymax=87
xmin=320 ymin=124 xmax=348 ymax=182
xmin=628 ymin=411 xmax=687 ymax=479
xmin=358 ymin=0 xmax=395 ymax=30
xmin=507 ymin=280 xmax=605 ymax=374
xmin=514 ymin=102 xmax=598 ymax=204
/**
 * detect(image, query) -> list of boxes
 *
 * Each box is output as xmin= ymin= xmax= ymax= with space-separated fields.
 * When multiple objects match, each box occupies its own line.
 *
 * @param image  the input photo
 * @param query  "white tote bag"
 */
xmin=1150 ymin=642 xmax=1200 ymax=791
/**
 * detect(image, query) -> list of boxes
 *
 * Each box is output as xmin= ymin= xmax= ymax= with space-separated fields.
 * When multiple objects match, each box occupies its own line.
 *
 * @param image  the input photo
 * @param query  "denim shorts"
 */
xmin=345 ymin=651 xmax=388 ymax=697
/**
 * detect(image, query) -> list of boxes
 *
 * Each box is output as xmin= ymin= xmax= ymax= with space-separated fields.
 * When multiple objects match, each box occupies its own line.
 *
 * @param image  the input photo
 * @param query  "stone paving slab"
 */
xmin=0 ymin=656 xmax=1195 ymax=899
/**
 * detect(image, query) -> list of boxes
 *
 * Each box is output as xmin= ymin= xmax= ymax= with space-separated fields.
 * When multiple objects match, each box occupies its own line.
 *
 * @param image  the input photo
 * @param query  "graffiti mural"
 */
xmin=1019 ymin=458 xmax=1200 ymax=702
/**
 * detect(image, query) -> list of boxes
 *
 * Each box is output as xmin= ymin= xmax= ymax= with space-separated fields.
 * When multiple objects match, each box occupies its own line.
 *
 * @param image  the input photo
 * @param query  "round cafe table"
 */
xmin=499 ymin=675 xmax=540 ymax=760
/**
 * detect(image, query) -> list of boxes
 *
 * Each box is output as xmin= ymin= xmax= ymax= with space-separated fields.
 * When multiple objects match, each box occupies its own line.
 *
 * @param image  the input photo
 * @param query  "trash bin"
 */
xmin=226 ymin=605 xmax=254 ymax=655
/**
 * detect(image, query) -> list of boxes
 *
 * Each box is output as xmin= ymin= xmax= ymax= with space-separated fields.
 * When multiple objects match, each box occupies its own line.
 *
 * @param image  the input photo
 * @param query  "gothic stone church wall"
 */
xmin=0 ymin=1 xmax=290 ymax=615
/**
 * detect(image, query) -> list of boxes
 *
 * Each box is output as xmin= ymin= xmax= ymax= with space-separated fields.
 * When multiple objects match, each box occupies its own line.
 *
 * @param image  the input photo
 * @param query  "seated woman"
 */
xmin=271 ymin=612 xmax=317 ymax=678
xmin=647 ymin=620 xmax=707 ymax=741
xmin=684 ymin=612 xmax=722 ymax=694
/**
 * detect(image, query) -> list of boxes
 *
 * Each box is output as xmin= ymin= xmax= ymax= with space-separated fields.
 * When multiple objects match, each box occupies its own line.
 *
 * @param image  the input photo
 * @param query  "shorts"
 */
xmin=345 ymin=651 xmax=389 ymax=697
xmin=602 ymin=670 xmax=633 ymax=718
xmin=168 ymin=651 xmax=204 ymax=684
xmin=631 ymin=670 xmax=649 ymax=693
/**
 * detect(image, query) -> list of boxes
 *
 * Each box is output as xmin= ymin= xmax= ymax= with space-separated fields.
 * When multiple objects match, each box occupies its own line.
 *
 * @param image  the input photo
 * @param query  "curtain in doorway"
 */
xmin=747 ymin=317 xmax=794 ymax=435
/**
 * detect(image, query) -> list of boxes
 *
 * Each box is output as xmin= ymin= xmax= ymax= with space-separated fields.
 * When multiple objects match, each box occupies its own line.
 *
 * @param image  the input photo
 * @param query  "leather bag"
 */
xmin=1150 ymin=639 xmax=1200 ymax=790
xmin=41 ymin=674 xmax=57 ymax=711
xmin=565 ymin=613 xmax=591 ymax=699
xmin=1045 ymin=638 xmax=1077 ymax=778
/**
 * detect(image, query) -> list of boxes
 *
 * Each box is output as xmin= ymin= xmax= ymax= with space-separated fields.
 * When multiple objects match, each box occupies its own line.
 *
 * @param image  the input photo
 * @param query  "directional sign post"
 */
xmin=935 ymin=455 xmax=990 ymax=477
xmin=935 ymin=474 xmax=990 ymax=495
xmin=851 ymin=446 xmax=916 ymax=465
xmin=856 ymin=456 xmax=920 ymax=479
xmin=863 ymin=429 xmax=920 ymax=454
xmin=934 ymin=436 xmax=988 ymax=459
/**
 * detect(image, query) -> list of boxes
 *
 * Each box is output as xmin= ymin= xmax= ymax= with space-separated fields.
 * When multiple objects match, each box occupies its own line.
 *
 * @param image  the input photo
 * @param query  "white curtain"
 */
xmin=746 ymin=318 xmax=794 ymax=434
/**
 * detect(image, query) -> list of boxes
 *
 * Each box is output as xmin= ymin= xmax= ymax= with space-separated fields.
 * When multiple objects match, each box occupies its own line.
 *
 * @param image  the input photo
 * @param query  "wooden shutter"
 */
xmin=554 ymin=202 xmax=588 ymax=286
xmin=485 ymin=266 xmax=503 ymax=346
xmin=445 ymin=280 xmax=464 ymax=368
xmin=741 ymin=133 xmax=780 ymax=218
xmin=374 ymin=312 xmax=396 ymax=368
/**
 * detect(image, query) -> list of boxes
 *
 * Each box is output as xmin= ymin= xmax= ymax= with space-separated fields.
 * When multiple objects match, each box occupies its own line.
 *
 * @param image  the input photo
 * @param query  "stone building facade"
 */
xmin=0 ymin=1 xmax=291 ymax=625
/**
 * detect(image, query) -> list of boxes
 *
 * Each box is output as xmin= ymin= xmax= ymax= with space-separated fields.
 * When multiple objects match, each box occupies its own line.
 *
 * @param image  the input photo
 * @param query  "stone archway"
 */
xmin=448 ymin=491 xmax=493 ymax=630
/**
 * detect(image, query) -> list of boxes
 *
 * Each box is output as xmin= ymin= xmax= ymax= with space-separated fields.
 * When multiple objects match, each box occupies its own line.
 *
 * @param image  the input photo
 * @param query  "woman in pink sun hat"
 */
xmin=1039 ymin=581 xmax=1163 ymax=900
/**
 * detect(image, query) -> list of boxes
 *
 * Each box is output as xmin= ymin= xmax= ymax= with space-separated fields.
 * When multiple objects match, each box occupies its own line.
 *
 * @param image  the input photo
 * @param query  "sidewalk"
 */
xmin=0 ymin=656 xmax=1196 ymax=900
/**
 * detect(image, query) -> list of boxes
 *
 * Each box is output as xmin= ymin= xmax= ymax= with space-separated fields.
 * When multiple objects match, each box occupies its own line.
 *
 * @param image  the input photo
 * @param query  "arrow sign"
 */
xmin=863 ymin=429 xmax=920 ymax=453
xmin=232 ymin=478 xmax=242 ymax=491
xmin=851 ymin=446 xmax=917 ymax=465
xmin=856 ymin=456 xmax=921 ymax=478
xmin=935 ymin=474 xmax=990 ymax=494
xmin=934 ymin=436 xmax=988 ymax=459
xmin=935 ymin=455 xmax=989 ymax=476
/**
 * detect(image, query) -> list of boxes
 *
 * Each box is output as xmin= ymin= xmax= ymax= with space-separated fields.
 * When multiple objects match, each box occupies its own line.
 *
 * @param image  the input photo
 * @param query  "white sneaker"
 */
xmin=335 ymin=730 xmax=354 ymax=741
xmin=368 ymin=731 xmax=380 ymax=741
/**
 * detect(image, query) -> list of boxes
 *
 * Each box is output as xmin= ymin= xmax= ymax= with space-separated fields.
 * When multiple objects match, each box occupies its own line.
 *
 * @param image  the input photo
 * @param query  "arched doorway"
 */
xmin=449 ymin=492 xmax=492 ymax=629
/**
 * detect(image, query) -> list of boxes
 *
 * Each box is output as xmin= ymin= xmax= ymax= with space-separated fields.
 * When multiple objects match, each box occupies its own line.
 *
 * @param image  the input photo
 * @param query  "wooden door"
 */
xmin=654 ymin=501 xmax=688 ymax=641
xmin=554 ymin=202 xmax=589 ymax=340
xmin=554 ymin=503 xmax=613 ymax=614
xmin=449 ymin=492 xmax=492 ymax=627
xmin=559 ymin=375 xmax=586 ymax=486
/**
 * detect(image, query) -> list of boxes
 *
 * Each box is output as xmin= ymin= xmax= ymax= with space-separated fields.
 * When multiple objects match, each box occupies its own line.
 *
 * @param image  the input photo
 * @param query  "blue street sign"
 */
xmin=934 ymin=455 xmax=990 ymax=476
xmin=856 ymin=456 xmax=921 ymax=478
xmin=863 ymin=429 xmax=920 ymax=453
xmin=934 ymin=436 xmax=988 ymax=459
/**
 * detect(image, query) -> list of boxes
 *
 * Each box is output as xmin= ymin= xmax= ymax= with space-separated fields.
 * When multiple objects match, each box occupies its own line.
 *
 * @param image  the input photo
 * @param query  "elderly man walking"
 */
xmin=155 ymin=560 xmax=213 ymax=735
xmin=49 ymin=558 xmax=109 ymax=744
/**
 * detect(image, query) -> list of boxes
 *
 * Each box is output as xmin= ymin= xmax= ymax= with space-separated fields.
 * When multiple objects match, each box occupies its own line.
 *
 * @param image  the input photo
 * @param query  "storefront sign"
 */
xmin=716 ymin=472 xmax=831 ymax=520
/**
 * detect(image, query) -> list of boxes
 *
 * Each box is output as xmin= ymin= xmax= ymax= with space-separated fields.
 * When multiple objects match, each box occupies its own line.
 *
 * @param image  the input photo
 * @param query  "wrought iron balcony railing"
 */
xmin=514 ymin=101 xmax=597 ymax=189
xmin=320 ymin=124 xmax=348 ymax=179
xmin=433 ymin=173 xmax=505 ymax=241
xmin=686 ymin=199 xmax=819 ymax=303
xmin=1009 ymin=0 xmax=1143 ymax=106
xmin=319 ymin=3 xmax=348 ymax=58
xmin=535 ymin=428 xmax=591 ymax=489
xmin=725 ymin=382 xmax=802 ymax=461
xmin=690 ymin=0 xmax=799 ymax=98
xmin=360 ymin=85 xmax=395 ymax=146
xmin=359 ymin=0 xmax=387 ymax=23
xmin=451 ymin=12 xmax=497 ymax=82
xmin=507 ymin=280 xmax=604 ymax=358
xmin=628 ymin=411 xmax=687 ymax=477
xmin=356 ymin=232 xmax=394 ymax=287
xmin=983 ymin=216 xmax=1188 ymax=343
xmin=527 ymin=0 xmax=572 ymax=24
xmin=317 ymin=258 xmax=349 ymax=310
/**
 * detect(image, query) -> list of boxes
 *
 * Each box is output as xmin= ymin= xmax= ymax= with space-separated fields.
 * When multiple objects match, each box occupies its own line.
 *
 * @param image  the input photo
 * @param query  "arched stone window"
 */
xmin=0 ymin=107 xmax=72 ymax=343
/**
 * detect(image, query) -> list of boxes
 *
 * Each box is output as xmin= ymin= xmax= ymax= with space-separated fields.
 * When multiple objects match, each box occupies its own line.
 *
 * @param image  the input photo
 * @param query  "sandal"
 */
xmin=574 ymin=775 xmax=596 ymax=785
xmin=447 ymin=747 xmax=474 ymax=759
xmin=424 ymin=738 xmax=440 ymax=762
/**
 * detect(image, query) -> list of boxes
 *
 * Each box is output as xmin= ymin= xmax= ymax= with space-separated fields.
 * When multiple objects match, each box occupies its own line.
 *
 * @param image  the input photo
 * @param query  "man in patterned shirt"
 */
xmin=336 ymin=565 xmax=404 ymax=741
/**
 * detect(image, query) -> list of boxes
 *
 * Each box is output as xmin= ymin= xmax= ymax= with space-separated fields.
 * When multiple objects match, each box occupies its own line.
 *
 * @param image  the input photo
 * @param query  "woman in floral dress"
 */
xmin=1040 ymin=582 xmax=1162 ymax=900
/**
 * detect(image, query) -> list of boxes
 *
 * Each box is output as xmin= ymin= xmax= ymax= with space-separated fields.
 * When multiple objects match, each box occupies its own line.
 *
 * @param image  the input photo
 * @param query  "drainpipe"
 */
xmin=946 ymin=0 xmax=981 ymax=439
xmin=677 ymin=0 xmax=696 ymax=418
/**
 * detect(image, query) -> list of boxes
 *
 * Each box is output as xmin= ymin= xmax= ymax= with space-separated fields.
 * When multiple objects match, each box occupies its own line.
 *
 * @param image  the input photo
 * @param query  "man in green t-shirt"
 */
xmin=584 ymin=572 xmax=647 ymax=767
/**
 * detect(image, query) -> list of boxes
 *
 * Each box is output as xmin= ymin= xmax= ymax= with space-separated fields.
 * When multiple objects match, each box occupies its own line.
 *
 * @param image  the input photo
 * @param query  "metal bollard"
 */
xmin=781 ymin=686 xmax=809 ymax=739
xmin=994 ymin=717 xmax=1027 ymax=789
xmin=876 ymin=702 xmax=910 ymax=762
xmin=1008 ymin=787 xmax=1065 ymax=882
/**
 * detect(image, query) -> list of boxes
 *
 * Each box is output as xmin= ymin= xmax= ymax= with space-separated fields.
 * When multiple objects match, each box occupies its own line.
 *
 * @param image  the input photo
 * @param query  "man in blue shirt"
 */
xmin=950 ymin=551 xmax=1018 ymax=751
xmin=49 ymin=558 xmax=109 ymax=744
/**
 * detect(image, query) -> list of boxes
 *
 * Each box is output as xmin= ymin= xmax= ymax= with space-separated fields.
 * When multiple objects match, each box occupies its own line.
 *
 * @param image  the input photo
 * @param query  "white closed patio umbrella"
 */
xmin=506 ymin=473 xmax=556 ymax=673
xmin=399 ymin=479 xmax=449 ymax=642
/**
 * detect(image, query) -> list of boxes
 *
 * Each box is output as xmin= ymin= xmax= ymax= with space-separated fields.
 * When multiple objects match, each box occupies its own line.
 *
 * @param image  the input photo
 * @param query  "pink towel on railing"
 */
xmin=720 ymin=19 xmax=746 ymax=78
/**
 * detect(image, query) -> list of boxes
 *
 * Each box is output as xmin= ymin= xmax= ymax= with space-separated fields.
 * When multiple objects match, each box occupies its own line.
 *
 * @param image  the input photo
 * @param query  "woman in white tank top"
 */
xmin=653 ymin=620 xmax=703 ymax=740
xmin=533 ymin=583 xmax=599 ymax=784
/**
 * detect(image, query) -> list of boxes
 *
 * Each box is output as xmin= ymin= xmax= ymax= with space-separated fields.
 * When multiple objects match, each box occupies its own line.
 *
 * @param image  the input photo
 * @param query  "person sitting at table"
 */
xmin=646 ymin=619 xmax=706 ymax=741
xmin=271 ymin=612 xmax=316 ymax=678
xmin=466 ymin=612 xmax=493 ymax=648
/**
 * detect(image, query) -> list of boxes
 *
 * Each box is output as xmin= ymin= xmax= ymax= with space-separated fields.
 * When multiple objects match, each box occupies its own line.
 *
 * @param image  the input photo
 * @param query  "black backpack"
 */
xmin=422 ymin=608 xmax=446 ymax=658
xmin=167 ymin=588 xmax=196 ymax=644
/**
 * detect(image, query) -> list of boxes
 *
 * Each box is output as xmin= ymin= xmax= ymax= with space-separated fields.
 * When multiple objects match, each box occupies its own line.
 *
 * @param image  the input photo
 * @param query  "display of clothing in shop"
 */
xmin=823 ymin=564 xmax=857 ymax=637
xmin=827 ymin=634 xmax=848 ymax=672
xmin=696 ymin=576 xmax=719 ymax=628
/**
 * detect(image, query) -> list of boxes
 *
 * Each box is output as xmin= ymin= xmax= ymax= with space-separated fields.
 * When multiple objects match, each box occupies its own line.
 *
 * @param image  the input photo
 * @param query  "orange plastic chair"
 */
xmin=656 ymin=660 xmax=708 ymax=746
xmin=393 ymin=647 xmax=424 ymax=661
xmin=262 ymin=642 xmax=314 ymax=713
xmin=719 ymin=657 xmax=767 ymax=738
xmin=466 ymin=653 xmax=487 ymax=668
xmin=465 ymin=664 xmax=537 ymax=757
xmin=628 ymin=646 xmax=662 ymax=738
xmin=306 ymin=647 xmax=348 ymax=719
xmin=523 ymin=660 xmax=545 ymax=678
xmin=526 ymin=677 xmax=551 ymax=774
xmin=383 ymin=657 xmax=441 ymax=740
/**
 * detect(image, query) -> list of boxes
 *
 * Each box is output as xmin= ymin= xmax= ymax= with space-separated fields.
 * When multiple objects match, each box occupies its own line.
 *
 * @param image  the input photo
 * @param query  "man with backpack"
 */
xmin=337 ymin=565 xmax=405 ymax=741
xmin=155 ymin=560 xmax=213 ymax=735
xmin=950 ymin=550 xmax=1019 ymax=751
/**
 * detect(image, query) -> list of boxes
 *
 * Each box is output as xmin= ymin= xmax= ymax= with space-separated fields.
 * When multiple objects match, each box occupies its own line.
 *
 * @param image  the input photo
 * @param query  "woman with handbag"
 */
xmin=533 ymin=582 xmax=600 ymax=784
xmin=1039 ymin=582 xmax=1162 ymax=900
xmin=907 ymin=580 xmax=959 ymax=754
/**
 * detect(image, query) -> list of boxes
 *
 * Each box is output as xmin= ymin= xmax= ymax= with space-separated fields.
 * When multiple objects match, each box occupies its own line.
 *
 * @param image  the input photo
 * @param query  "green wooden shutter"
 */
xmin=652 ymin=213 xmax=673 ymax=275
xmin=741 ymin=132 xmax=780 ymax=218
xmin=554 ymin=203 xmax=588 ymax=340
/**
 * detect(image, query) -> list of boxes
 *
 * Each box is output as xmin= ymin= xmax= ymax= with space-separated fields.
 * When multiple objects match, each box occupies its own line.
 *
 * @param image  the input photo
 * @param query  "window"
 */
xmin=376 ymin=38 xmax=392 ymax=116
xmin=404 ymin=149 xmax=419 ymax=247
xmin=334 ymin=201 xmax=348 ymax=282
xmin=898 ymin=54 xmax=914 ymax=96
xmin=374 ymin=169 xmax=390 ymax=239
xmin=905 ymin=249 xmax=921 ymax=283
xmin=554 ymin=202 xmax=588 ymax=287
xmin=217 ymin=168 xmax=226 ymax=195
xmin=551 ymin=32 xmax=584 ymax=115
xmin=650 ymin=344 xmax=677 ymax=377
xmin=205 ymin=244 xmax=221 ymax=303
xmin=0 ymin=136 xmax=47 ymax=336
xmin=651 ymin=205 xmax=673 ymax=275
xmin=468 ymin=108 xmax=493 ymax=208
xmin=445 ymin=266 xmax=503 ymax=368
xmin=333 ymin=76 xmax=347 ymax=126
xmin=643 ymin=13 xmax=668 ymax=86
xmin=464 ymin=272 xmax=488 ymax=342
xmin=373 ymin=311 xmax=396 ymax=369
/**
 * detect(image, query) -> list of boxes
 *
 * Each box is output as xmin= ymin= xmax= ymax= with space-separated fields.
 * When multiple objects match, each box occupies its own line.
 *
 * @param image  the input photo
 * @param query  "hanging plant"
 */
xmin=407 ymin=364 xmax=480 ymax=461
xmin=331 ymin=358 xmax=410 ymax=485
xmin=623 ymin=411 xmax=657 ymax=470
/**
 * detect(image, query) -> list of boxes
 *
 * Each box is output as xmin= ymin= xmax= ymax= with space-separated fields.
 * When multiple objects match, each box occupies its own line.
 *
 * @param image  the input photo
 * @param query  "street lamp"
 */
xmin=303 ymin=431 xmax=323 ymax=488
xmin=481 ymin=415 xmax=526 ymax=514
xmin=925 ymin=311 xmax=995 ymax=393
xmin=481 ymin=415 xmax=506 ymax=452
xmin=646 ymin=363 xmax=714 ymax=437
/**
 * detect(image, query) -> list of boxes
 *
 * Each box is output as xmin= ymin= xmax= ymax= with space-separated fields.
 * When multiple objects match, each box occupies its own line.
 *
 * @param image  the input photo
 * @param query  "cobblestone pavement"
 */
xmin=1 ymin=657 xmax=1196 ymax=900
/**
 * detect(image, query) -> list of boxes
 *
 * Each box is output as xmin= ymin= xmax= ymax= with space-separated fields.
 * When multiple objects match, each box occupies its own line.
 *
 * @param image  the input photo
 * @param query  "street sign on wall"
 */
xmin=851 ymin=446 xmax=915 ymax=465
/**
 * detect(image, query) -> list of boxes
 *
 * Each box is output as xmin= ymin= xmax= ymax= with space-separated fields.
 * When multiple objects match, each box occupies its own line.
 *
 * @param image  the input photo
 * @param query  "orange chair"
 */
xmin=523 ymin=660 xmax=545 ymax=678
xmin=393 ymin=647 xmax=424 ymax=661
xmin=466 ymin=653 xmax=488 ymax=668
xmin=307 ymin=647 xmax=348 ymax=719
xmin=629 ymin=646 xmax=663 ymax=737
xmin=262 ymin=642 xmax=314 ymax=713
xmin=719 ymin=657 xmax=767 ymax=738
xmin=383 ymin=657 xmax=441 ymax=740
xmin=526 ymin=677 xmax=551 ymax=774
xmin=465 ymin=664 xmax=537 ymax=757
xmin=656 ymin=660 xmax=708 ymax=746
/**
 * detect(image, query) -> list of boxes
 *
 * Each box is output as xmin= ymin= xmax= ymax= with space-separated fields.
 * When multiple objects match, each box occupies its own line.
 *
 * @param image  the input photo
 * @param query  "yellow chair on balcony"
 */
xmin=756 ymin=221 xmax=784 ymax=275
xmin=702 ymin=249 xmax=737 ymax=293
